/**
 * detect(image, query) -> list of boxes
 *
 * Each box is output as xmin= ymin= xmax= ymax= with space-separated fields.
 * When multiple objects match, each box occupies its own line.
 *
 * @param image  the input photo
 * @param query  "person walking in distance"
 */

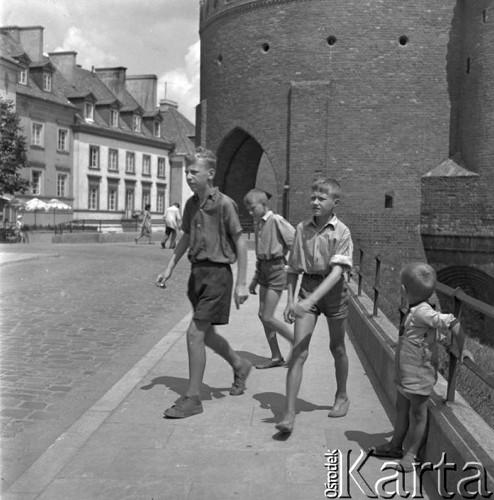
xmin=161 ymin=203 xmax=182 ymax=249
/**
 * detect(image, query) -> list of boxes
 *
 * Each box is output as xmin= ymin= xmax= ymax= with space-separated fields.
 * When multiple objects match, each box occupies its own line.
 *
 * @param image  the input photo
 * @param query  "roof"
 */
xmin=423 ymin=156 xmax=479 ymax=178
xmin=160 ymin=105 xmax=195 ymax=155
xmin=0 ymin=29 xmax=29 ymax=63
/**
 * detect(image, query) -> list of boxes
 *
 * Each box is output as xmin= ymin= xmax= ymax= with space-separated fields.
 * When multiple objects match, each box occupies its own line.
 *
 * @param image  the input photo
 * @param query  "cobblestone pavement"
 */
xmin=0 ymin=242 xmax=192 ymax=489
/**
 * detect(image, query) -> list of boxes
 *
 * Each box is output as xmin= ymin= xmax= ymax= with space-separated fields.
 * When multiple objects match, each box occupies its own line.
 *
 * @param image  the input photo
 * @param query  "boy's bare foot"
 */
xmin=275 ymin=413 xmax=295 ymax=433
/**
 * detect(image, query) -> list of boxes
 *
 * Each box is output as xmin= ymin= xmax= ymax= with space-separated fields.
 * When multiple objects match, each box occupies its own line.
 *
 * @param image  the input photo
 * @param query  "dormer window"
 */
xmin=132 ymin=114 xmax=141 ymax=132
xmin=19 ymin=69 xmax=28 ymax=85
xmin=110 ymin=109 xmax=119 ymax=127
xmin=84 ymin=102 xmax=94 ymax=121
xmin=154 ymin=121 xmax=161 ymax=137
xmin=43 ymin=73 xmax=52 ymax=92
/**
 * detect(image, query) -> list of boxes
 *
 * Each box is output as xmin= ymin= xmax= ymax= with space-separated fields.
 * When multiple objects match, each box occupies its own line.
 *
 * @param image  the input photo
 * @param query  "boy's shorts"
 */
xmin=298 ymin=273 xmax=348 ymax=320
xmin=257 ymin=257 xmax=287 ymax=291
xmin=187 ymin=262 xmax=233 ymax=325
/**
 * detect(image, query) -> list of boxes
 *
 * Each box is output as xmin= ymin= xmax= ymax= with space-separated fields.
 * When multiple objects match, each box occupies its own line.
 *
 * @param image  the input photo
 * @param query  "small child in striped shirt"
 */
xmin=276 ymin=177 xmax=354 ymax=434
xmin=244 ymin=189 xmax=295 ymax=369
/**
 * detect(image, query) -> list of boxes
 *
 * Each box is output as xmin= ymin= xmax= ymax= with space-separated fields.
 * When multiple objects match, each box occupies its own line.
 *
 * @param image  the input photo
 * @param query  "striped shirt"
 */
xmin=287 ymin=214 xmax=353 ymax=275
xmin=254 ymin=211 xmax=295 ymax=260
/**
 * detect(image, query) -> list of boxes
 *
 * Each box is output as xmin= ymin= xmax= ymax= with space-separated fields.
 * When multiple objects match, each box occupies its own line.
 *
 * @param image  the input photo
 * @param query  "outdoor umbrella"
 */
xmin=23 ymin=198 xmax=50 ymax=227
xmin=46 ymin=198 xmax=72 ymax=226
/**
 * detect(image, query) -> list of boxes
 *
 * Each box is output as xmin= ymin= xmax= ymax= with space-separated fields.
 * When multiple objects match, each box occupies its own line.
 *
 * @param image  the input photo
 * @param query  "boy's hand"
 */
xmin=234 ymin=283 xmax=249 ymax=309
xmin=460 ymin=349 xmax=474 ymax=364
xmin=155 ymin=269 xmax=172 ymax=289
xmin=249 ymin=278 xmax=258 ymax=295
xmin=283 ymin=304 xmax=296 ymax=324
xmin=293 ymin=298 xmax=313 ymax=318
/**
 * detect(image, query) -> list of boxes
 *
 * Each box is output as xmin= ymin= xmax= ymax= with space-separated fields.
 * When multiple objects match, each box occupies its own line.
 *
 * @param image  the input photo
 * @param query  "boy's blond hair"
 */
xmin=185 ymin=146 xmax=216 ymax=170
xmin=400 ymin=262 xmax=436 ymax=301
xmin=243 ymin=188 xmax=269 ymax=205
xmin=311 ymin=177 xmax=342 ymax=199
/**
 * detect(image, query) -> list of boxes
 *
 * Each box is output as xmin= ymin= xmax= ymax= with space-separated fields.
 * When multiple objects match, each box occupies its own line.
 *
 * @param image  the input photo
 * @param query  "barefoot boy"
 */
xmin=156 ymin=147 xmax=251 ymax=418
xmin=244 ymin=189 xmax=295 ymax=368
xmin=277 ymin=177 xmax=353 ymax=433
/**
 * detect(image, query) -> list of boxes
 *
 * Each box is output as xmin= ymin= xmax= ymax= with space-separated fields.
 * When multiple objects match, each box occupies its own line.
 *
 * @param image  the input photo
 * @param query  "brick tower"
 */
xmin=197 ymin=0 xmax=494 ymax=299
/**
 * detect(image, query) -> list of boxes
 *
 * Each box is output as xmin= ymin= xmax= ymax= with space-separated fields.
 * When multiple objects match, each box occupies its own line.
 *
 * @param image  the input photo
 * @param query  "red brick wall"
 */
xmin=199 ymin=0 xmax=493 ymax=274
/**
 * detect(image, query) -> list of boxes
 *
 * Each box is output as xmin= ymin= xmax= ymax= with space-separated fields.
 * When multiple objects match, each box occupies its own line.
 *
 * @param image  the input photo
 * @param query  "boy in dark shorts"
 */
xmin=243 ymin=189 xmax=295 ymax=368
xmin=156 ymin=147 xmax=251 ymax=419
xmin=276 ymin=177 xmax=353 ymax=433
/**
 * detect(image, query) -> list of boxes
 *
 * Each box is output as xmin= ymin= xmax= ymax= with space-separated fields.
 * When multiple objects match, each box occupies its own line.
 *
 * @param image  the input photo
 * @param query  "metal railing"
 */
xmin=354 ymin=246 xmax=494 ymax=402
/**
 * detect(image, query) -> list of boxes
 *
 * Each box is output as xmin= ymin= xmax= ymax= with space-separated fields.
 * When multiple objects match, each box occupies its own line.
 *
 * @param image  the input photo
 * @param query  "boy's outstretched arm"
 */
xmin=293 ymin=265 xmax=344 ymax=317
xmin=232 ymin=231 xmax=249 ymax=308
xmin=155 ymin=233 xmax=190 ymax=288
xmin=450 ymin=321 xmax=474 ymax=363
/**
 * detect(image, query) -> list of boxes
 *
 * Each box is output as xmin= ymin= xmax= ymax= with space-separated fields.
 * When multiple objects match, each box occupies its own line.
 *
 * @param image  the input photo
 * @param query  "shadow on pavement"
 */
xmin=139 ymin=375 xmax=229 ymax=401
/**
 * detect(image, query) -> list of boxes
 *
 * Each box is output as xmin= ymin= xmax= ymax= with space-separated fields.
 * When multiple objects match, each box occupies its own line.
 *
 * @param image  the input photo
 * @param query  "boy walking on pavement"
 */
xmin=243 ymin=189 xmax=295 ymax=368
xmin=277 ymin=177 xmax=353 ymax=433
xmin=156 ymin=147 xmax=251 ymax=419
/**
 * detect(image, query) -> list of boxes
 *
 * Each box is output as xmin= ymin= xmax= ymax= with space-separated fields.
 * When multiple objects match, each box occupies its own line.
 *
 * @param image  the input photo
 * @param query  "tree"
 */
xmin=0 ymin=98 xmax=30 ymax=195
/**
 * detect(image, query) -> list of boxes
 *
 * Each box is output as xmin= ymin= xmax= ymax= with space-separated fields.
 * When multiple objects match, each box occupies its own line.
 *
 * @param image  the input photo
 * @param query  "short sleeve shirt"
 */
xmin=182 ymin=187 xmax=243 ymax=264
xmin=255 ymin=211 xmax=295 ymax=260
xmin=287 ymin=214 xmax=353 ymax=275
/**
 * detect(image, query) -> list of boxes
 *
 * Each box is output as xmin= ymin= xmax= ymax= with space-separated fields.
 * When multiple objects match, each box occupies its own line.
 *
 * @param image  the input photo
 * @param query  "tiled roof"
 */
xmin=0 ymin=29 xmax=29 ymax=62
xmin=160 ymin=106 xmax=195 ymax=155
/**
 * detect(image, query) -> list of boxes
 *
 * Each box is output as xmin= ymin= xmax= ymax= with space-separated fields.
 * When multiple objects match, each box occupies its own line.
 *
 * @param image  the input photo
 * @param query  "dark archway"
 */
xmin=437 ymin=266 xmax=494 ymax=346
xmin=215 ymin=128 xmax=276 ymax=220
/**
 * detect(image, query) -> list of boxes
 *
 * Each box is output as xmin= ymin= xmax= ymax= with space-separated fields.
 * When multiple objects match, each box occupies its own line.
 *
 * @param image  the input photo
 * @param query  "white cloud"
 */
xmin=158 ymin=40 xmax=200 ymax=123
xmin=54 ymin=26 xmax=117 ymax=69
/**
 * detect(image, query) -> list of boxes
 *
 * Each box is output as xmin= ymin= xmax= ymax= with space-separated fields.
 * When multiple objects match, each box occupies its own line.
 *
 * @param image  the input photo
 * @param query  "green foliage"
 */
xmin=0 ymin=98 xmax=30 ymax=195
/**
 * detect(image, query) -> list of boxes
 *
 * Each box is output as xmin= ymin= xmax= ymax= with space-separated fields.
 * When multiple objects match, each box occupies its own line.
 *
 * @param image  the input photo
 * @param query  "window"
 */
xmin=154 ymin=121 xmax=161 ymax=137
xmin=89 ymin=146 xmax=100 ymax=169
xmin=126 ymin=152 xmax=135 ymax=174
xmin=31 ymin=171 xmax=41 ymax=195
xmin=84 ymin=102 xmax=94 ymax=121
xmin=31 ymin=122 xmax=44 ymax=147
xmin=125 ymin=188 xmax=135 ymax=212
xmin=157 ymin=157 xmax=166 ymax=178
xmin=43 ymin=73 xmax=52 ymax=91
xmin=19 ymin=69 xmax=27 ymax=85
xmin=88 ymin=184 xmax=99 ymax=210
xmin=108 ymin=149 xmax=119 ymax=171
xmin=57 ymin=174 xmax=67 ymax=197
xmin=142 ymin=155 xmax=151 ymax=176
xmin=110 ymin=109 xmax=119 ymax=127
xmin=132 ymin=114 xmax=141 ymax=132
xmin=142 ymin=190 xmax=151 ymax=210
xmin=157 ymin=190 xmax=165 ymax=213
xmin=57 ymin=128 xmax=69 ymax=151
xmin=108 ymin=186 xmax=118 ymax=211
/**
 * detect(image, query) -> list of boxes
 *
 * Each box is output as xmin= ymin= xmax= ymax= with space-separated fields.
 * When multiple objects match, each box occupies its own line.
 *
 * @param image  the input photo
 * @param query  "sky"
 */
xmin=1 ymin=0 xmax=201 ymax=123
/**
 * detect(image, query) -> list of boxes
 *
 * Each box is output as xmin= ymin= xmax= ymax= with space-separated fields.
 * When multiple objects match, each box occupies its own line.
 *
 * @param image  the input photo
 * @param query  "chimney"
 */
xmin=3 ymin=26 xmax=44 ymax=62
xmin=159 ymin=98 xmax=179 ymax=112
xmin=94 ymin=67 xmax=127 ymax=102
xmin=126 ymin=75 xmax=157 ymax=112
xmin=49 ymin=51 xmax=77 ymax=82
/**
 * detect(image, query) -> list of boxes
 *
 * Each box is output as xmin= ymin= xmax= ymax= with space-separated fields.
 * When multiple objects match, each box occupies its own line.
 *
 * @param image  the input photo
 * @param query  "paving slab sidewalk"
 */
xmin=4 ymin=253 xmax=411 ymax=500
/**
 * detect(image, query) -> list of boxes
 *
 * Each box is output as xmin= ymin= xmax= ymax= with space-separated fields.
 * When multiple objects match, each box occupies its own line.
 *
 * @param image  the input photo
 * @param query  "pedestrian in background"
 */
xmin=135 ymin=204 xmax=153 ymax=244
xmin=156 ymin=147 xmax=251 ymax=419
xmin=243 ymin=188 xmax=295 ymax=369
xmin=161 ymin=203 xmax=181 ymax=249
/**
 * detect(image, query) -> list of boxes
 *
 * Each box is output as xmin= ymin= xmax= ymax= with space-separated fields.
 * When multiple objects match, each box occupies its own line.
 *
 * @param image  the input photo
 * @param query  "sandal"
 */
xmin=369 ymin=442 xmax=403 ymax=459
xmin=255 ymin=358 xmax=285 ymax=369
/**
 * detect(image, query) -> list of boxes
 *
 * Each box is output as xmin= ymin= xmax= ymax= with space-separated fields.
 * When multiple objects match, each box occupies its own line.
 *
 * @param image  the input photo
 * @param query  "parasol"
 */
xmin=46 ymin=198 xmax=72 ymax=226
xmin=23 ymin=198 xmax=50 ymax=227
